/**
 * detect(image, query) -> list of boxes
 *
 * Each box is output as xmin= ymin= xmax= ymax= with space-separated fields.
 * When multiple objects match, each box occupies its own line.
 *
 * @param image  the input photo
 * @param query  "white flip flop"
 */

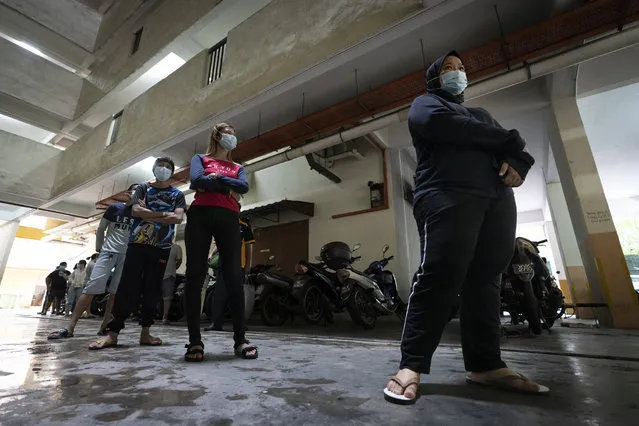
xmin=383 ymin=376 xmax=420 ymax=405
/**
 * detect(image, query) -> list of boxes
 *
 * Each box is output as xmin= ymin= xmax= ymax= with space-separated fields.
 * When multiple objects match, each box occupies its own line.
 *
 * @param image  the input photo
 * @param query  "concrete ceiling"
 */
xmin=0 ymin=0 xmax=104 ymax=52
xmin=10 ymin=0 xmax=638 ymax=225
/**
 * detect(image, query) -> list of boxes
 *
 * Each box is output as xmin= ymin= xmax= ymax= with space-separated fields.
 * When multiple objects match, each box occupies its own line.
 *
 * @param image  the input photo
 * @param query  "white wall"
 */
xmin=242 ymin=145 xmax=396 ymax=275
xmin=388 ymin=147 xmax=420 ymax=298
xmin=0 ymin=237 xmax=88 ymax=308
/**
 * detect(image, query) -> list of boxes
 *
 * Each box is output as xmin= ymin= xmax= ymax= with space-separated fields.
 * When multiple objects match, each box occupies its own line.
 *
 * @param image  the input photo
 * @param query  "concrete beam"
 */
xmin=0 ymin=3 xmax=93 ymax=73
xmin=0 ymin=92 xmax=67 ymax=133
xmin=0 ymin=129 xmax=62 ymax=202
xmin=0 ymin=37 xmax=83 ymax=119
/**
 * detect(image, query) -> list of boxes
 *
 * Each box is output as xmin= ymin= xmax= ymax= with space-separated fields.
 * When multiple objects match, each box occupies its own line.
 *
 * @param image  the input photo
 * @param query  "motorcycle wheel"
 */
xmin=348 ymin=286 xmax=377 ymax=329
xmin=260 ymin=286 xmax=289 ymax=326
xmin=244 ymin=284 xmax=256 ymax=320
xmin=301 ymin=283 xmax=323 ymax=324
xmin=522 ymin=281 xmax=542 ymax=334
xmin=90 ymin=293 xmax=107 ymax=316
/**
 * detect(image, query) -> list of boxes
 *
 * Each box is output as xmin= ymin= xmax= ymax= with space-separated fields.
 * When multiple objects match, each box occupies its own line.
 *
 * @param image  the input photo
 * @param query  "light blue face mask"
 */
xmin=219 ymin=133 xmax=237 ymax=151
xmin=441 ymin=70 xmax=468 ymax=95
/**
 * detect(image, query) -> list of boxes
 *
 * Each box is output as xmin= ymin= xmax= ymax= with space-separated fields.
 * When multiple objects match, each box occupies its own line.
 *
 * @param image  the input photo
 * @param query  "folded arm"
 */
xmin=409 ymin=96 xmax=526 ymax=154
xmin=189 ymin=155 xmax=232 ymax=193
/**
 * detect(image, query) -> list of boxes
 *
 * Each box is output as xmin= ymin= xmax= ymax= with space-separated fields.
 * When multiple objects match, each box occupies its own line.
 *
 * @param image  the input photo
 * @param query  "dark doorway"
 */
xmin=251 ymin=220 xmax=309 ymax=278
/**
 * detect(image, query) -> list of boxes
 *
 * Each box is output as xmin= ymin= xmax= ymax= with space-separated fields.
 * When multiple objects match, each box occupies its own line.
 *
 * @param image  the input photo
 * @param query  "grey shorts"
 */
xmin=83 ymin=251 xmax=126 ymax=295
xmin=162 ymin=276 xmax=176 ymax=300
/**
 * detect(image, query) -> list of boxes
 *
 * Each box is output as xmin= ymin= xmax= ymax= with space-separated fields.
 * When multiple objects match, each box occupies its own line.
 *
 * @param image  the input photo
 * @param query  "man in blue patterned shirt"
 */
xmin=90 ymin=157 xmax=186 ymax=350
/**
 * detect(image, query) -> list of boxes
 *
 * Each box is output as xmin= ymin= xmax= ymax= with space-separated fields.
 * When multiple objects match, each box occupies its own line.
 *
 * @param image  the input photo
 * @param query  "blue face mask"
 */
xmin=441 ymin=70 xmax=468 ymax=95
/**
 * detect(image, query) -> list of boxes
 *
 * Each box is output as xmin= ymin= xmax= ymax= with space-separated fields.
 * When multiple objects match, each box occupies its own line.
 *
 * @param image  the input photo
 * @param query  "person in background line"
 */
xmin=48 ymin=185 xmax=139 ymax=340
xmin=161 ymin=241 xmax=183 ymax=324
xmin=65 ymin=260 xmax=87 ymax=316
xmin=55 ymin=270 xmax=71 ymax=315
xmin=39 ymin=262 xmax=67 ymax=315
xmin=90 ymin=157 xmax=185 ymax=350
xmin=183 ymin=122 xmax=257 ymax=362
xmin=205 ymin=210 xmax=255 ymax=332
xmin=384 ymin=51 xmax=542 ymax=405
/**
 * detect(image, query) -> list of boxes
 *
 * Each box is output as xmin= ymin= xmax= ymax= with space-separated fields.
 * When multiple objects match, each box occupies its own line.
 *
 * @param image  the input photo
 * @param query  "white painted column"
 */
xmin=0 ymin=220 xmax=20 ymax=285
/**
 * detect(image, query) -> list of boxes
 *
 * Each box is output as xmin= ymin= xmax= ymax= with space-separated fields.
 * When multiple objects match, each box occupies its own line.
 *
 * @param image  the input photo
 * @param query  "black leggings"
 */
xmin=185 ymin=205 xmax=245 ymax=345
xmin=400 ymin=189 xmax=516 ymax=374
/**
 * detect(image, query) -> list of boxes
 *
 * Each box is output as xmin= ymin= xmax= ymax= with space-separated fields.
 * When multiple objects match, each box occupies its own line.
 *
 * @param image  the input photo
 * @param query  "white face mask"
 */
xmin=441 ymin=70 xmax=468 ymax=95
xmin=153 ymin=166 xmax=172 ymax=182
xmin=219 ymin=133 xmax=237 ymax=151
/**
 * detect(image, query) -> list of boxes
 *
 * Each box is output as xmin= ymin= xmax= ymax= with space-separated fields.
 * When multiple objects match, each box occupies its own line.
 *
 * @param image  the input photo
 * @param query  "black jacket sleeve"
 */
xmin=408 ymin=95 xmax=526 ymax=155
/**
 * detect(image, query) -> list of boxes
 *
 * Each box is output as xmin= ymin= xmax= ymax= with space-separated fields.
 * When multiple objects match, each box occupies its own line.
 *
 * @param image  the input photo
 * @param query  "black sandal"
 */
xmin=234 ymin=340 xmax=258 ymax=360
xmin=184 ymin=342 xmax=204 ymax=362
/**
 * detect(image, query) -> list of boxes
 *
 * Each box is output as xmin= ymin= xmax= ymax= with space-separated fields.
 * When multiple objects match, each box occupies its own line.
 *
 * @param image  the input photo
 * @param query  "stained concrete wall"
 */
xmin=0 ymin=38 xmax=83 ymax=119
xmin=76 ymin=0 xmax=223 ymax=117
xmin=0 ymin=130 xmax=62 ymax=201
xmin=93 ymin=0 xmax=146 ymax=50
xmin=53 ymin=0 xmax=422 ymax=197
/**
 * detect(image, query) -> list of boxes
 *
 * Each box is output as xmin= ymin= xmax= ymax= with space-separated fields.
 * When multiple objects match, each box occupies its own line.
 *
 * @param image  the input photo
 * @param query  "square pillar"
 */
xmin=548 ymin=74 xmax=639 ymax=328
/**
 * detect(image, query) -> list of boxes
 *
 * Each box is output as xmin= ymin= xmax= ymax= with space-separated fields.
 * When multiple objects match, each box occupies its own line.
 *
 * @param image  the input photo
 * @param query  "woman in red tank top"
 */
xmin=183 ymin=122 xmax=258 ymax=362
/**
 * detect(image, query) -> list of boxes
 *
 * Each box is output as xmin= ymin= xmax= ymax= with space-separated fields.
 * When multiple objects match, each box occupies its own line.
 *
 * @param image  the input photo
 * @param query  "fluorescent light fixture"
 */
xmin=0 ymin=113 xmax=56 ymax=144
xmin=0 ymin=32 xmax=77 ymax=74
xmin=144 ymin=52 xmax=186 ymax=81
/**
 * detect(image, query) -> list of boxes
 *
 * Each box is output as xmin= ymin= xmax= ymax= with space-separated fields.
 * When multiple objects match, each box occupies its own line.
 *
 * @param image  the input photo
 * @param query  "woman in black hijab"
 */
xmin=384 ymin=51 xmax=545 ymax=404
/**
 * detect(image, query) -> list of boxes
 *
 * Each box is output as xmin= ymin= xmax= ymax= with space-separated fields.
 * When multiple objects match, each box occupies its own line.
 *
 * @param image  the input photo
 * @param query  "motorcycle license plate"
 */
xmin=512 ymin=263 xmax=533 ymax=274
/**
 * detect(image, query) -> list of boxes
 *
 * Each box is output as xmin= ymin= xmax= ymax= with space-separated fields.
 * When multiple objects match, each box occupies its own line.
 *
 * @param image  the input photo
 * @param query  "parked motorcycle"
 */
xmin=336 ymin=244 xmax=407 ymax=329
xmin=292 ymin=242 xmax=356 ymax=325
xmin=502 ymin=238 xmax=565 ymax=334
xmin=254 ymin=256 xmax=297 ymax=326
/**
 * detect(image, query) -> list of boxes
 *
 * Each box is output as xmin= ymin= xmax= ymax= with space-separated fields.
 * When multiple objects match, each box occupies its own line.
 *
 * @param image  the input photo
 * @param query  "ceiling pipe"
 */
xmin=244 ymin=111 xmax=407 ymax=174
xmin=244 ymin=24 xmax=639 ymax=174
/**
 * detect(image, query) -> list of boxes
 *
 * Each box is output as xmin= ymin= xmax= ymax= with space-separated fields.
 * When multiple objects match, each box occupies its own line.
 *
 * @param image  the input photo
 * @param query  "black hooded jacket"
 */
xmin=409 ymin=52 xmax=535 ymax=204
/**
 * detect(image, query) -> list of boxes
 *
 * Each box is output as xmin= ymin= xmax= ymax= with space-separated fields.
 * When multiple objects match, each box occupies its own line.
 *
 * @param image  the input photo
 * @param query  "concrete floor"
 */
xmin=1 ymin=310 xmax=638 ymax=425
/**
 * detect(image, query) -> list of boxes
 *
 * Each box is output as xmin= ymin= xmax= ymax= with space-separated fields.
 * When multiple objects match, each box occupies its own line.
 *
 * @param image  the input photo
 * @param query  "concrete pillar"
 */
xmin=548 ymin=83 xmax=639 ymax=328
xmin=0 ymin=221 xmax=20 ymax=285
xmin=545 ymin=183 xmax=585 ymax=316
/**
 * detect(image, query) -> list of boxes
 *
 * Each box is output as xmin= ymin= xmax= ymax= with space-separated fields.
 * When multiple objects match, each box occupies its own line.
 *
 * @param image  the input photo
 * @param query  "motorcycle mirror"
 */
xmin=352 ymin=243 xmax=362 ymax=251
xmin=382 ymin=244 xmax=389 ymax=254
xmin=268 ymin=255 xmax=275 ymax=261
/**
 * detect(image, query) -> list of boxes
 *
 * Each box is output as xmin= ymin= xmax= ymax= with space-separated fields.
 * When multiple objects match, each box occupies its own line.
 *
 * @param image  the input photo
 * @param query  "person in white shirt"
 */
xmin=161 ymin=242 xmax=183 ymax=324
xmin=65 ymin=260 xmax=87 ymax=316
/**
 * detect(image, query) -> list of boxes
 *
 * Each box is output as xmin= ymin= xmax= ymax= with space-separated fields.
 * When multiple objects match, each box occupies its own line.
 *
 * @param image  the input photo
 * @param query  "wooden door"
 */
xmin=250 ymin=220 xmax=309 ymax=278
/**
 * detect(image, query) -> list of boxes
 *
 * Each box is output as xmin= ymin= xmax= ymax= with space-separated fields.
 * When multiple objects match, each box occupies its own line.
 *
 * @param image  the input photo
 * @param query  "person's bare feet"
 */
xmin=139 ymin=327 xmax=162 ymax=345
xmin=386 ymin=368 xmax=420 ymax=399
xmin=469 ymin=367 xmax=549 ymax=393
xmin=89 ymin=332 xmax=118 ymax=350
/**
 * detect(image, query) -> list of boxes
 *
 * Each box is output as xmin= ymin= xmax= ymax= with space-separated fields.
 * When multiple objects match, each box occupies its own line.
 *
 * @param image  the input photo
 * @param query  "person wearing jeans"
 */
xmin=90 ymin=157 xmax=185 ymax=350
xmin=384 ymin=51 xmax=544 ymax=405
xmin=183 ymin=122 xmax=257 ymax=362
xmin=65 ymin=260 xmax=87 ymax=315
